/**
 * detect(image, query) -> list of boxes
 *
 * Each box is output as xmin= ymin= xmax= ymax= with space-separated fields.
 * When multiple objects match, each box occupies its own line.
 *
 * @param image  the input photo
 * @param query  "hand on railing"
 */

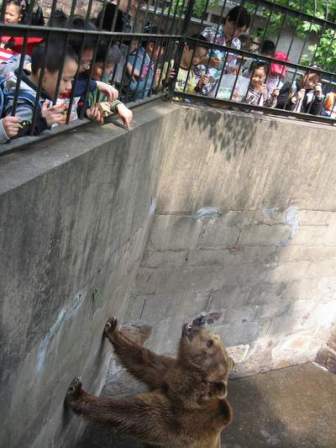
xmin=96 ymin=82 xmax=119 ymax=101
xmin=2 ymin=115 xmax=21 ymax=138
xmin=115 ymin=103 xmax=133 ymax=128
xmin=261 ymin=84 xmax=268 ymax=97
xmin=167 ymin=67 xmax=176 ymax=80
xmin=314 ymin=83 xmax=323 ymax=99
xmin=195 ymin=74 xmax=210 ymax=92
xmin=2 ymin=116 xmax=21 ymax=139
xmin=41 ymin=101 xmax=68 ymax=127
xmin=297 ymin=89 xmax=306 ymax=101
xmin=271 ymin=89 xmax=280 ymax=98
xmin=86 ymin=104 xmax=105 ymax=125
xmin=126 ymin=63 xmax=141 ymax=82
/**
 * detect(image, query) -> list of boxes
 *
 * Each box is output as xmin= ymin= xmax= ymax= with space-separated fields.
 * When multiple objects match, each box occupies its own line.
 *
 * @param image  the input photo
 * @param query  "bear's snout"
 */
xmin=192 ymin=314 xmax=207 ymax=327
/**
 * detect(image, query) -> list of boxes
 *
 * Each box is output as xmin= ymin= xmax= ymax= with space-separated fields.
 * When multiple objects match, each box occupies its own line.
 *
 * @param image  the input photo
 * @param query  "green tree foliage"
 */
xmin=169 ymin=0 xmax=220 ymax=20
xmin=245 ymin=0 xmax=336 ymax=71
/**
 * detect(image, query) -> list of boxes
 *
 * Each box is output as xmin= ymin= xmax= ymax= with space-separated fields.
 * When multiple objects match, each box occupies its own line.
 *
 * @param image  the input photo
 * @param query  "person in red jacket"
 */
xmin=1 ymin=0 xmax=43 ymax=57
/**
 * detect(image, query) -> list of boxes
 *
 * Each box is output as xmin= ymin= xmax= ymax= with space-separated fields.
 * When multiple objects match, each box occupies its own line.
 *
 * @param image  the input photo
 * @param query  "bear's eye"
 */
xmin=206 ymin=339 xmax=214 ymax=348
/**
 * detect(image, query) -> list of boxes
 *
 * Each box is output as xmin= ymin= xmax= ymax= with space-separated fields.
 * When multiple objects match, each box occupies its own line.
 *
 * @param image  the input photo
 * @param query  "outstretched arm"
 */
xmin=104 ymin=318 xmax=176 ymax=389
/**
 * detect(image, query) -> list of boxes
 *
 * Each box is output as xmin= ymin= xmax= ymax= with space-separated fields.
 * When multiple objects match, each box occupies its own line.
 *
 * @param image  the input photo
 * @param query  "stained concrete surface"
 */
xmin=2 ymin=102 xmax=336 ymax=447
xmin=222 ymin=363 xmax=336 ymax=448
xmin=76 ymin=363 xmax=336 ymax=448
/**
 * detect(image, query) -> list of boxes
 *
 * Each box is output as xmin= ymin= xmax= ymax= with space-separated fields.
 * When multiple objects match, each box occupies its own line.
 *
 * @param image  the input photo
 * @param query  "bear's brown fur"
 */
xmin=66 ymin=316 xmax=234 ymax=448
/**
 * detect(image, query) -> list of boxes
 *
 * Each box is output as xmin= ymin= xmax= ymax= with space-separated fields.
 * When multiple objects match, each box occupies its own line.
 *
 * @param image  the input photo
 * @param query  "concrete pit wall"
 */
xmin=1 ymin=102 xmax=336 ymax=447
xmin=129 ymin=106 xmax=336 ymax=376
xmin=0 ymin=103 xmax=174 ymax=448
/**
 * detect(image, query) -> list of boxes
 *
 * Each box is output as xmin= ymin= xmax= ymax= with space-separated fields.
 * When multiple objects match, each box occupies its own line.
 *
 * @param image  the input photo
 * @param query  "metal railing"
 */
xmin=170 ymin=0 xmax=336 ymax=123
xmin=0 ymin=0 xmax=335 ymax=153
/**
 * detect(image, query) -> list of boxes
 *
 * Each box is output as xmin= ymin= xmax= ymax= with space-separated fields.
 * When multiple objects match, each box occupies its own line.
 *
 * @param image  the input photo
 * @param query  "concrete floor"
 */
xmin=223 ymin=363 xmax=336 ymax=448
xmin=76 ymin=363 xmax=336 ymax=448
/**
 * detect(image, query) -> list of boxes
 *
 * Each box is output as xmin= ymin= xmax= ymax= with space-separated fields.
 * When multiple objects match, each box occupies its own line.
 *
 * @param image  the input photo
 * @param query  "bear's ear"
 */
xmin=210 ymin=381 xmax=227 ymax=399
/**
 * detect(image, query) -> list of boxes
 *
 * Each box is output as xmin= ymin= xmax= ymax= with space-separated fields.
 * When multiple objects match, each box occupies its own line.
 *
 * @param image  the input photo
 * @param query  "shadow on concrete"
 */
xmin=222 ymin=363 xmax=336 ymax=448
xmin=183 ymin=106 xmax=278 ymax=159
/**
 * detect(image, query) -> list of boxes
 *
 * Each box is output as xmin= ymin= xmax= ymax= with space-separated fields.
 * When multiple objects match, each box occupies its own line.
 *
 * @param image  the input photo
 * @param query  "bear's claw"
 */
xmin=67 ymin=377 xmax=82 ymax=400
xmin=104 ymin=317 xmax=118 ymax=336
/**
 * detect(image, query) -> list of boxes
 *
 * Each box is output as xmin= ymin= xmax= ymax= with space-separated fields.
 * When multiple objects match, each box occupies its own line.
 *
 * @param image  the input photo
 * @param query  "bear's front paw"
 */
xmin=104 ymin=317 xmax=118 ymax=337
xmin=66 ymin=377 xmax=82 ymax=403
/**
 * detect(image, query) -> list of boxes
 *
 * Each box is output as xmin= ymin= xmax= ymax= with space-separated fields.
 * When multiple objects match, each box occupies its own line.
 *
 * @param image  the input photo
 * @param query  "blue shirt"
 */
xmin=127 ymin=47 xmax=155 ymax=100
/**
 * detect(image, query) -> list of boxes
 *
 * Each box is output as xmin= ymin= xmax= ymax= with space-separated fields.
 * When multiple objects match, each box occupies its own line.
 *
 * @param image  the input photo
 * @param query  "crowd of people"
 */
xmin=0 ymin=0 xmax=138 ymax=143
xmin=170 ymin=6 xmax=335 ymax=118
xmin=0 ymin=1 xmax=335 ymax=145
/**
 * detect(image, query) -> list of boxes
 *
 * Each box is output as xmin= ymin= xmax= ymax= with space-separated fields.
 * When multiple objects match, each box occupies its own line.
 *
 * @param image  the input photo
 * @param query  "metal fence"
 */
xmin=0 ymin=0 xmax=335 ymax=152
xmin=173 ymin=0 xmax=336 ymax=122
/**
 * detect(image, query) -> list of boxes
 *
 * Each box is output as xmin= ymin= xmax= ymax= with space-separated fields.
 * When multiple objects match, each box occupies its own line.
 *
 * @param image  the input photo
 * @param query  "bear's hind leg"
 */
xmin=66 ymin=378 xmax=169 ymax=446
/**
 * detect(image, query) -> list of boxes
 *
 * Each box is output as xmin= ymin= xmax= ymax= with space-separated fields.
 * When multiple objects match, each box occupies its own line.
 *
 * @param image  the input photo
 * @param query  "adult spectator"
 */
xmin=277 ymin=66 xmax=324 ymax=115
xmin=96 ymin=0 xmax=144 ymax=32
xmin=200 ymin=5 xmax=251 ymax=96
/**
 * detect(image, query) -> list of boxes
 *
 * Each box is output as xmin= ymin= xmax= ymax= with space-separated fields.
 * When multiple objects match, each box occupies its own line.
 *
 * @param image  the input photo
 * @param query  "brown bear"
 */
xmin=66 ymin=315 xmax=234 ymax=448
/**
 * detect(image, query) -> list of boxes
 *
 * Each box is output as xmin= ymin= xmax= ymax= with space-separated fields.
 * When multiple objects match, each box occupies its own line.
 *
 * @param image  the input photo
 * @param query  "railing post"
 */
xmin=182 ymin=0 xmax=196 ymax=35
xmin=165 ymin=0 xmax=196 ymax=99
